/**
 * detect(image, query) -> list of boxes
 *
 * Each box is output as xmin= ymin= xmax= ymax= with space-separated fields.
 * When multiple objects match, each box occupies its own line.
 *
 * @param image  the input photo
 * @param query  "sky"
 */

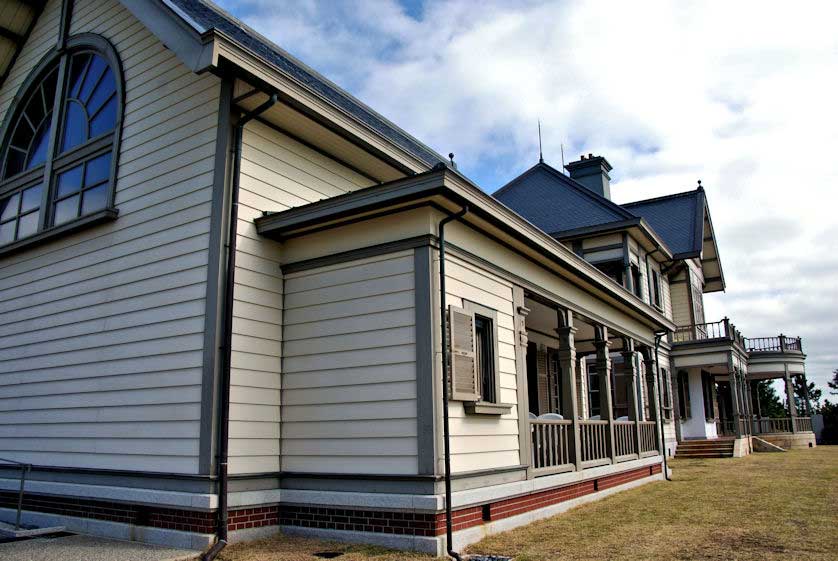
xmin=214 ymin=0 xmax=838 ymax=395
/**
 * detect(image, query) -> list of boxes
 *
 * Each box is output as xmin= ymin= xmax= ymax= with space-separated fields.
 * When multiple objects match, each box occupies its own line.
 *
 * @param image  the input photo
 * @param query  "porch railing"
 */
xmin=614 ymin=421 xmax=637 ymax=458
xmin=531 ymin=419 xmax=572 ymax=474
xmin=579 ymin=420 xmax=609 ymax=463
xmin=639 ymin=421 xmax=657 ymax=454
xmin=795 ymin=417 xmax=813 ymax=432
xmin=754 ymin=417 xmax=792 ymax=434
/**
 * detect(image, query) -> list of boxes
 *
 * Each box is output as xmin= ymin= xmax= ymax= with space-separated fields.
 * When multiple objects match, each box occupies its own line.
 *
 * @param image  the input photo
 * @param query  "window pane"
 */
xmin=89 ymin=96 xmax=117 ymax=138
xmin=0 ymin=221 xmax=14 ymax=244
xmin=5 ymin=148 xmax=26 ymax=178
xmin=85 ymin=153 xmax=111 ymax=186
xmin=53 ymin=195 xmax=79 ymax=225
xmin=27 ymin=119 xmax=52 ymax=169
xmin=20 ymin=185 xmax=42 ymax=213
xmin=16 ymin=211 xmax=39 ymax=239
xmin=81 ymin=183 xmax=108 ymax=214
xmin=68 ymin=53 xmax=92 ymax=99
xmin=79 ymin=55 xmax=107 ymax=103
xmin=57 ymin=165 xmax=84 ymax=198
xmin=1 ymin=193 xmax=20 ymax=222
xmin=62 ymin=100 xmax=88 ymax=152
xmin=87 ymin=68 xmax=115 ymax=115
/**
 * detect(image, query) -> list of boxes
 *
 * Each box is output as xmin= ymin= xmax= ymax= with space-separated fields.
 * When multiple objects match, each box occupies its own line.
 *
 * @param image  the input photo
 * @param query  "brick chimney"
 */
xmin=564 ymin=153 xmax=613 ymax=200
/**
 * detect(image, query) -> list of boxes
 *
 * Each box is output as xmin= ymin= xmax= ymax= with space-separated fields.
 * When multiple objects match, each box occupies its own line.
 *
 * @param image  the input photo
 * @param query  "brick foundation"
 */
xmin=1 ymin=463 xmax=660 ymax=537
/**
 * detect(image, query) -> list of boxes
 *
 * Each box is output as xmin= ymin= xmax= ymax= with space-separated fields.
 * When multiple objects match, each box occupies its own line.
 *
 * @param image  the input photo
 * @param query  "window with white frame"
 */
xmin=0 ymin=34 xmax=122 ymax=253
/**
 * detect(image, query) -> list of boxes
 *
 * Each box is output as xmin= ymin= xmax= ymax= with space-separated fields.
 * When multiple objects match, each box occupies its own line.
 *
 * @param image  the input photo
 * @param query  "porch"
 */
xmin=521 ymin=294 xmax=663 ymax=477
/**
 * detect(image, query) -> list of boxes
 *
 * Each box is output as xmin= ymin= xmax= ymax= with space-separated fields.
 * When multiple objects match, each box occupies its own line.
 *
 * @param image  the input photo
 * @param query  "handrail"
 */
xmin=672 ymin=320 xmax=803 ymax=353
xmin=0 ymin=457 xmax=31 ymax=531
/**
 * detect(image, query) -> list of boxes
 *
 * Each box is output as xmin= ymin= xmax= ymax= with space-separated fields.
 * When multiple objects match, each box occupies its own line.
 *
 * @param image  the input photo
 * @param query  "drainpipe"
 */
xmin=438 ymin=205 xmax=468 ymax=561
xmin=653 ymin=331 xmax=672 ymax=481
xmin=201 ymin=93 xmax=278 ymax=561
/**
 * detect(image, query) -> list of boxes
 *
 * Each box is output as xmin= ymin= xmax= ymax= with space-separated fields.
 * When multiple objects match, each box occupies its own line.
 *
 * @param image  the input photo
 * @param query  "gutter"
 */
xmin=437 ymin=204 xmax=469 ymax=561
xmin=201 ymin=92 xmax=278 ymax=561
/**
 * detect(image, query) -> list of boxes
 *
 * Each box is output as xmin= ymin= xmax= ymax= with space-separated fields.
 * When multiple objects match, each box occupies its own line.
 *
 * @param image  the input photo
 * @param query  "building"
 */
xmin=495 ymin=156 xmax=816 ymax=456
xmin=0 ymin=0 xmax=813 ymax=556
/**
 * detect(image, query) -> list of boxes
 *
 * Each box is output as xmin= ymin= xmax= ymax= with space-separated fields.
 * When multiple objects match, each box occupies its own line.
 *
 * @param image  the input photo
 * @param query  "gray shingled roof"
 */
xmin=493 ymin=162 xmax=636 ymax=235
xmin=494 ymin=161 xmax=707 ymax=259
xmin=167 ymin=0 xmax=446 ymax=168
xmin=622 ymin=189 xmax=705 ymax=258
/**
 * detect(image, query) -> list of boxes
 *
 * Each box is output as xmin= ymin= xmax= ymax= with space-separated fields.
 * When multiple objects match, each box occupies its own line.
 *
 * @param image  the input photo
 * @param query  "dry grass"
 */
xmin=218 ymin=447 xmax=838 ymax=561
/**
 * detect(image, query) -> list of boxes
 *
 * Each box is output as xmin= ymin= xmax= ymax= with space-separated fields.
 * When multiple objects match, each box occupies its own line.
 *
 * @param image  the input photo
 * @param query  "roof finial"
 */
xmin=538 ymin=119 xmax=544 ymax=164
xmin=697 ymin=179 xmax=703 ymax=190
xmin=449 ymin=153 xmax=455 ymax=166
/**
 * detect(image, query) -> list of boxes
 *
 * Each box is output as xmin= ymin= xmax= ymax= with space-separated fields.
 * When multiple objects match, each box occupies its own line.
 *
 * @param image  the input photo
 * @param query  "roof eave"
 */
xmin=257 ymin=169 xmax=676 ymax=333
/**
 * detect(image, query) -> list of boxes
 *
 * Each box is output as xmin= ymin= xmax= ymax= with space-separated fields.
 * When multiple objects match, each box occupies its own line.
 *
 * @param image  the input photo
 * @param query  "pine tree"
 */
xmin=793 ymin=376 xmax=821 ymax=413
xmin=756 ymin=380 xmax=787 ymax=418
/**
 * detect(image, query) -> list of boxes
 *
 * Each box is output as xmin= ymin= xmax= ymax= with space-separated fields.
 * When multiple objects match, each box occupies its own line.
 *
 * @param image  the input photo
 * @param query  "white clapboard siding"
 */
xmin=441 ymin=255 xmax=520 ymax=473
xmin=227 ymin=120 xmax=374 ymax=474
xmin=280 ymin=251 xmax=418 ymax=475
xmin=0 ymin=0 xmax=220 ymax=474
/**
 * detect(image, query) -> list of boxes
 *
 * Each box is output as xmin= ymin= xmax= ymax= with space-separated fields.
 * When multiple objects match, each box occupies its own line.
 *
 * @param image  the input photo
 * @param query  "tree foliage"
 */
xmin=755 ymin=380 xmax=787 ymax=418
xmin=793 ymin=376 xmax=821 ymax=412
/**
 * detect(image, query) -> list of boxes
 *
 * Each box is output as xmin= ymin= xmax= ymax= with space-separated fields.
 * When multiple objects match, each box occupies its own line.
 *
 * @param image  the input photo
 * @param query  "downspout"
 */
xmin=438 ymin=205 xmax=468 ymax=561
xmin=653 ymin=330 xmax=672 ymax=481
xmin=202 ymin=93 xmax=278 ymax=561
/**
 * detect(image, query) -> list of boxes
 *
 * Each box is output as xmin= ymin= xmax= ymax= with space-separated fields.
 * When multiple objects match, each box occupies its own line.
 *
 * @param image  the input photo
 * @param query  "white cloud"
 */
xmin=217 ymin=0 xmax=838 ymax=391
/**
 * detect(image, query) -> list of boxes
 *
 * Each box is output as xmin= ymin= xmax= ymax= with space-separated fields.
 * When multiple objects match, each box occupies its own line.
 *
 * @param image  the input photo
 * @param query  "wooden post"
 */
xmin=556 ymin=308 xmax=581 ymax=471
xmin=595 ymin=325 xmax=615 ymax=463
xmin=800 ymin=372 xmax=813 ymax=417
xmin=622 ymin=339 xmax=642 ymax=457
xmin=727 ymin=353 xmax=742 ymax=438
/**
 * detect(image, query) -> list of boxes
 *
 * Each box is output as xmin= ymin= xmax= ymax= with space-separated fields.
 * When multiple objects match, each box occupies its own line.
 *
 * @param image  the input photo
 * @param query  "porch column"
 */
xmin=556 ymin=309 xmax=582 ymax=471
xmin=595 ymin=325 xmax=616 ymax=463
xmin=643 ymin=348 xmax=662 ymax=453
xmin=576 ymin=355 xmax=588 ymax=419
xmin=621 ymin=339 xmax=642 ymax=458
xmin=784 ymin=366 xmax=797 ymax=433
xmin=740 ymin=372 xmax=752 ymax=435
xmin=727 ymin=353 xmax=742 ymax=438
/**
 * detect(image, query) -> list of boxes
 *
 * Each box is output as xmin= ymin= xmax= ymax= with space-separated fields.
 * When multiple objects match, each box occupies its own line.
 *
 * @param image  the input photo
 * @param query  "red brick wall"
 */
xmin=0 ymin=463 xmax=660 ymax=537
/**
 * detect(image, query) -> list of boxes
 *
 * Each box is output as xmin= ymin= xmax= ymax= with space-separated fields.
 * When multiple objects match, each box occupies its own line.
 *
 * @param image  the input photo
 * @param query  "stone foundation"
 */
xmin=758 ymin=432 xmax=816 ymax=450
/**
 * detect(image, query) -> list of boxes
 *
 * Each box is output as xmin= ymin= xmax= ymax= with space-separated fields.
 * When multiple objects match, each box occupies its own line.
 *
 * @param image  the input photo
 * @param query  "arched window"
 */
xmin=0 ymin=34 xmax=122 ymax=251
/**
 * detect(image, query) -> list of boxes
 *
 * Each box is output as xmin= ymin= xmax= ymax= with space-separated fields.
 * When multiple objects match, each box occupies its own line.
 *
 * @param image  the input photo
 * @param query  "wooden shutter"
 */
xmin=449 ymin=306 xmax=479 ymax=401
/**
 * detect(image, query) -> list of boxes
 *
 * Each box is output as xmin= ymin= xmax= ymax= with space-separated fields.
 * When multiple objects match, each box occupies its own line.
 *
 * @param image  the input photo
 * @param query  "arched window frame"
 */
xmin=0 ymin=33 xmax=123 ymax=255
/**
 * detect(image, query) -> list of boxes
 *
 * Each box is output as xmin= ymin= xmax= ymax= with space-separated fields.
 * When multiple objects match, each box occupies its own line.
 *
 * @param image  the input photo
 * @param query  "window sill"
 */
xmin=464 ymin=401 xmax=514 ymax=416
xmin=0 ymin=208 xmax=118 ymax=259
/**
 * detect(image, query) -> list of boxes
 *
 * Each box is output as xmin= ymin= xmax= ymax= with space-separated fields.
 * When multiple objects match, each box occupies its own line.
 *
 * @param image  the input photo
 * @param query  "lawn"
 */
xmin=217 ymin=446 xmax=838 ymax=561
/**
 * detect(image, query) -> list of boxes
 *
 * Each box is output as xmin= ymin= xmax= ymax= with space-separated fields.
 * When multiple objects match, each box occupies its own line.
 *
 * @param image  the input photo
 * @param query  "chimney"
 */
xmin=564 ymin=154 xmax=613 ymax=200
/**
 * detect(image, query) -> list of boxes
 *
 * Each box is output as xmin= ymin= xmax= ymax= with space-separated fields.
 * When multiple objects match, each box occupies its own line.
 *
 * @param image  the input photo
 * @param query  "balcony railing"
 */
xmin=671 ymin=318 xmax=745 ymax=347
xmin=744 ymin=335 xmax=803 ymax=353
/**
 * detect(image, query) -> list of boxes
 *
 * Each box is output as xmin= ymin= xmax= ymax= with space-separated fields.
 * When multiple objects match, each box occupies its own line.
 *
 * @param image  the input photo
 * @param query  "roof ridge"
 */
xmin=622 ymin=187 xmax=702 ymax=207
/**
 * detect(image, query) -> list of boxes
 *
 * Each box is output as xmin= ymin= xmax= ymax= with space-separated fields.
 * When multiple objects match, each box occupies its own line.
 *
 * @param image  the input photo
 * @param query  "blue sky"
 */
xmin=214 ymin=0 xmax=838 ymax=394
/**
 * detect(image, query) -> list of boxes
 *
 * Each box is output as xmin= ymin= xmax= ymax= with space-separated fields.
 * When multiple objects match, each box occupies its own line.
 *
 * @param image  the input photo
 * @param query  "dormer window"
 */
xmin=0 ymin=35 xmax=122 ymax=255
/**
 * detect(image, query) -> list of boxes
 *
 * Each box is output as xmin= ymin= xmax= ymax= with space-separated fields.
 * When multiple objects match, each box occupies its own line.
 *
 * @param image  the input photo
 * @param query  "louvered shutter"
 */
xmin=448 ymin=306 xmax=479 ymax=401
